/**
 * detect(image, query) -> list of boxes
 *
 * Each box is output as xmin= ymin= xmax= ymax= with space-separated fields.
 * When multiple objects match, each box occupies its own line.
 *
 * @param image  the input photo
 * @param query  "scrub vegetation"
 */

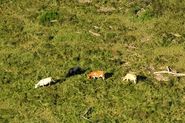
xmin=1 ymin=0 xmax=185 ymax=122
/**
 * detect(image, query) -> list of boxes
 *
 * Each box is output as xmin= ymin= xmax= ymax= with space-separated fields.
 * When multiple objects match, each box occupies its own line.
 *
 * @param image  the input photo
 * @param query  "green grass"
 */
xmin=1 ymin=0 xmax=185 ymax=122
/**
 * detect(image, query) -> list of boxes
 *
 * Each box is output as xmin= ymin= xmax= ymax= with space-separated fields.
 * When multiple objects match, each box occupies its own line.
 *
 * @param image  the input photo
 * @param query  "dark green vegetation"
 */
xmin=1 ymin=0 xmax=185 ymax=122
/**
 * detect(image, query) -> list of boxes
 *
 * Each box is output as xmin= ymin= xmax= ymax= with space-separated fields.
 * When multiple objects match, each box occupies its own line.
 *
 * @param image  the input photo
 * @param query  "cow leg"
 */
xmin=102 ymin=76 xmax=105 ymax=80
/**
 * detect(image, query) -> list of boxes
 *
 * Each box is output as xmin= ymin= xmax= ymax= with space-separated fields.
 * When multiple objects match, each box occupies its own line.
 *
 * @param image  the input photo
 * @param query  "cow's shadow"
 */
xmin=105 ymin=72 xmax=113 ymax=79
xmin=43 ymin=78 xmax=66 ymax=87
xmin=137 ymin=75 xmax=147 ymax=81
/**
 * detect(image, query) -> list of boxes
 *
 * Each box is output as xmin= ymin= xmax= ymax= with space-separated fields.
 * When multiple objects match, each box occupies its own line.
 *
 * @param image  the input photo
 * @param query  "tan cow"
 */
xmin=87 ymin=70 xmax=105 ymax=80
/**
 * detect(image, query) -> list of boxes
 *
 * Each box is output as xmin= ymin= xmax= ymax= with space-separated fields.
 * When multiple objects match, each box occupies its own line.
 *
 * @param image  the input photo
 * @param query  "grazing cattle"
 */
xmin=35 ymin=77 xmax=55 ymax=88
xmin=122 ymin=73 xmax=137 ymax=84
xmin=66 ymin=66 xmax=84 ymax=77
xmin=87 ymin=70 xmax=105 ymax=80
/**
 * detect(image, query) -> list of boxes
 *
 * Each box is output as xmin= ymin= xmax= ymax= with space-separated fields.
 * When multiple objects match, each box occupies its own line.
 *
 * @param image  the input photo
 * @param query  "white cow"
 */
xmin=35 ymin=77 xmax=55 ymax=88
xmin=122 ymin=73 xmax=137 ymax=84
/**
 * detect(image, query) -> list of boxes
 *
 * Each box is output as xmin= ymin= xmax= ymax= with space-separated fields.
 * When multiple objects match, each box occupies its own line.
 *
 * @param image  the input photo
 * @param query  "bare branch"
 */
xmin=89 ymin=30 xmax=101 ymax=37
xmin=81 ymin=115 xmax=92 ymax=122
xmin=154 ymin=71 xmax=174 ymax=74
xmin=81 ymin=107 xmax=93 ymax=122
xmin=154 ymin=71 xmax=185 ymax=77
xmin=173 ymin=73 xmax=185 ymax=76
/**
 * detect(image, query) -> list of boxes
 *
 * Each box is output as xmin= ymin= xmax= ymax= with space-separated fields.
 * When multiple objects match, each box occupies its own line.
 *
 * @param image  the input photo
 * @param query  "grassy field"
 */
xmin=1 ymin=0 xmax=185 ymax=122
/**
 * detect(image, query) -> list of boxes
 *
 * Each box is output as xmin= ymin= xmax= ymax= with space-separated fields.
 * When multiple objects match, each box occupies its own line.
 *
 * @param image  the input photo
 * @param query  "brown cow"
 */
xmin=87 ymin=70 xmax=105 ymax=80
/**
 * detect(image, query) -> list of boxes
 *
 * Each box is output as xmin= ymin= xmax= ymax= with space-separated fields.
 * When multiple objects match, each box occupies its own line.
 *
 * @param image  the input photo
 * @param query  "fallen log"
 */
xmin=154 ymin=71 xmax=185 ymax=77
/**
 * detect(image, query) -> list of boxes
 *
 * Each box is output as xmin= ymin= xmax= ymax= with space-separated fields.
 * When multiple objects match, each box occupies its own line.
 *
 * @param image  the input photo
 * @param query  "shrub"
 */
xmin=39 ymin=10 xmax=62 ymax=26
